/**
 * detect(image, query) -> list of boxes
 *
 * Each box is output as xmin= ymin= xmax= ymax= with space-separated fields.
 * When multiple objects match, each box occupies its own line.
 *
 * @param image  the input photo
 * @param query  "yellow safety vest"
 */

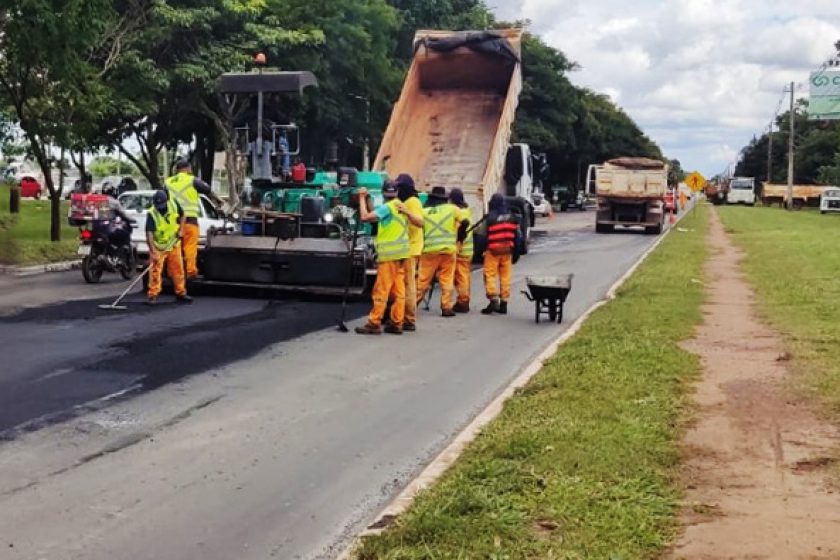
xmin=149 ymin=199 xmax=181 ymax=251
xmin=458 ymin=207 xmax=474 ymax=258
xmin=165 ymin=172 xmax=201 ymax=219
xmin=423 ymin=203 xmax=458 ymax=254
xmin=376 ymin=200 xmax=410 ymax=263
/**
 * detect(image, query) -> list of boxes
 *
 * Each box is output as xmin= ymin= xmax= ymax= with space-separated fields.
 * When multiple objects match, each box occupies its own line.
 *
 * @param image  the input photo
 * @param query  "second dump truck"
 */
xmin=587 ymin=158 xmax=668 ymax=234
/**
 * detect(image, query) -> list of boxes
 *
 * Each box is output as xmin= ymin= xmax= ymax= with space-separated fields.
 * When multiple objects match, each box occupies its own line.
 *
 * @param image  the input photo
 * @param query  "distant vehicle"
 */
xmin=551 ymin=185 xmax=586 ymax=212
xmin=587 ymin=157 xmax=668 ymax=235
xmin=532 ymin=192 xmax=550 ymax=217
xmin=118 ymin=190 xmax=226 ymax=262
xmin=726 ymin=177 xmax=756 ymax=205
xmin=19 ymin=175 xmax=43 ymax=199
xmin=820 ymin=187 xmax=840 ymax=214
xmin=762 ymin=183 xmax=826 ymax=209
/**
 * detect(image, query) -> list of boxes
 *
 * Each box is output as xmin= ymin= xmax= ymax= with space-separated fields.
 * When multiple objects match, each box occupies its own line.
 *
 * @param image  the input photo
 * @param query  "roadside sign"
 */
xmin=686 ymin=171 xmax=706 ymax=192
xmin=809 ymin=71 xmax=840 ymax=120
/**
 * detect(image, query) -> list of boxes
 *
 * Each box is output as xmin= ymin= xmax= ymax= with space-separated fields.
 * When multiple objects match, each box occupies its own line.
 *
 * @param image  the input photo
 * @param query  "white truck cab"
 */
xmin=727 ymin=177 xmax=756 ymax=205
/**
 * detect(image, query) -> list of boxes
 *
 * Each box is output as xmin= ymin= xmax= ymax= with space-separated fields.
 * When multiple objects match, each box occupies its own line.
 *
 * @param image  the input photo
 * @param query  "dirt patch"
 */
xmin=668 ymin=209 xmax=840 ymax=559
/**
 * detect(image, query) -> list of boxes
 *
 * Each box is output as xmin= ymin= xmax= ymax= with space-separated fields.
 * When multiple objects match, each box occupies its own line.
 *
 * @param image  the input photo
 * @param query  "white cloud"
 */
xmin=495 ymin=0 xmax=840 ymax=175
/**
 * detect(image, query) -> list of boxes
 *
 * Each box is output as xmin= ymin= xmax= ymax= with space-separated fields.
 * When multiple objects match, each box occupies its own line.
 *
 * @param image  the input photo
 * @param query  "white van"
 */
xmin=727 ymin=177 xmax=756 ymax=205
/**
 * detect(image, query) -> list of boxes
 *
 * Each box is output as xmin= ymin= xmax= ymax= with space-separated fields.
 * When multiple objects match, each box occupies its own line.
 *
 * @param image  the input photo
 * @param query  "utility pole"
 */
xmin=766 ymin=122 xmax=773 ymax=183
xmin=786 ymin=81 xmax=795 ymax=211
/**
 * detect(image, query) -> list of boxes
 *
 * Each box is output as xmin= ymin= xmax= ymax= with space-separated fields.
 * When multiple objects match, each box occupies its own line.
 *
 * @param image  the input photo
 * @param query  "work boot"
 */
xmin=453 ymin=302 xmax=470 ymax=314
xmin=145 ymin=297 xmax=158 ymax=306
xmin=403 ymin=322 xmax=416 ymax=332
xmin=498 ymin=300 xmax=508 ymax=315
xmin=355 ymin=323 xmax=382 ymax=335
xmin=175 ymin=294 xmax=194 ymax=305
xmin=441 ymin=309 xmax=456 ymax=318
xmin=481 ymin=299 xmax=500 ymax=315
xmin=384 ymin=323 xmax=404 ymax=335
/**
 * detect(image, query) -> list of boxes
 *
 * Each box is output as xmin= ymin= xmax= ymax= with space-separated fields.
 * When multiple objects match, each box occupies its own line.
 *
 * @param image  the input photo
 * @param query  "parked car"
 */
xmin=532 ymin=192 xmax=551 ymax=217
xmin=19 ymin=175 xmax=43 ymax=199
xmin=118 ymin=190 xmax=227 ymax=262
xmin=820 ymin=188 xmax=840 ymax=214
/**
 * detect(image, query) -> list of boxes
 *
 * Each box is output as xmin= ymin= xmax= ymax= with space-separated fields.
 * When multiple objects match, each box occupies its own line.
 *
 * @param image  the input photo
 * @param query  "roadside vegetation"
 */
xmin=718 ymin=206 xmax=840 ymax=417
xmin=354 ymin=208 xmax=709 ymax=559
xmin=0 ymin=184 xmax=76 ymax=265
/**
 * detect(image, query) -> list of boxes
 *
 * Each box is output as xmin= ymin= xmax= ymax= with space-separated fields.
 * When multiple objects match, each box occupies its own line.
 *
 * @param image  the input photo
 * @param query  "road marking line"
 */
xmin=337 ymin=207 xmax=689 ymax=559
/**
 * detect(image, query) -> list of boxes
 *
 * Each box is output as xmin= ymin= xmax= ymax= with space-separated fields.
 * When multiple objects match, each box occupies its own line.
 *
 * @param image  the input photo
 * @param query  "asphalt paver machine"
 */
xmin=196 ymin=69 xmax=385 ymax=296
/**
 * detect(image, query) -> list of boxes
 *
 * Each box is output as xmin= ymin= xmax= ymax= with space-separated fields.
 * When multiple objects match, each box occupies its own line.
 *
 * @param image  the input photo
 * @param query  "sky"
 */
xmin=493 ymin=0 xmax=840 ymax=176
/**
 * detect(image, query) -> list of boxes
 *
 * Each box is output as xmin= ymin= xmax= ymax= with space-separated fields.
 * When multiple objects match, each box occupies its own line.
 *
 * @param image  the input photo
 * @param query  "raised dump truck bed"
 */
xmin=374 ymin=29 xmax=523 ymax=223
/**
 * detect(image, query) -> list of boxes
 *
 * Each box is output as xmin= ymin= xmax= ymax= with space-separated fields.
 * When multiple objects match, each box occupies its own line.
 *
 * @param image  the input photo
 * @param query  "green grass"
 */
xmin=354 ymin=207 xmax=709 ymax=559
xmin=717 ymin=206 xmax=840 ymax=416
xmin=0 ymin=183 xmax=77 ymax=265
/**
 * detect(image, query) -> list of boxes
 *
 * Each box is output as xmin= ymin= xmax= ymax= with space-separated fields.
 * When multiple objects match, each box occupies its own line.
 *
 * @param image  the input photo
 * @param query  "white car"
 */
xmin=820 ymin=188 xmax=840 ymax=214
xmin=531 ymin=192 xmax=551 ymax=217
xmin=118 ymin=190 xmax=226 ymax=260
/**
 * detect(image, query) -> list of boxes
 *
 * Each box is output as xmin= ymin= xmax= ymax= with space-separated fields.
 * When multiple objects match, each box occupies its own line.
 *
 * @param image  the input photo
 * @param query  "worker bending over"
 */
xmin=146 ymin=190 xmax=192 ymax=306
xmin=355 ymin=182 xmax=423 ymax=335
xmin=482 ymin=194 xmax=520 ymax=315
xmin=449 ymin=188 xmax=473 ymax=313
xmin=396 ymin=174 xmax=424 ymax=331
xmin=165 ymin=158 xmax=222 ymax=279
xmin=416 ymin=186 xmax=461 ymax=317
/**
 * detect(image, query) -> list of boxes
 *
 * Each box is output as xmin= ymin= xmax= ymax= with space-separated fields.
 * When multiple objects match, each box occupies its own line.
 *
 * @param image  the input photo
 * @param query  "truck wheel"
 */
xmin=595 ymin=223 xmax=613 ymax=234
xmin=645 ymin=223 xmax=663 ymax=235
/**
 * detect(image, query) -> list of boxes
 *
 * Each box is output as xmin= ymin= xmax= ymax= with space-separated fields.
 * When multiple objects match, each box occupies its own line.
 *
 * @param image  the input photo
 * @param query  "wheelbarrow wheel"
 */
xmin=548 ymin=300 xmax=558 ymax=322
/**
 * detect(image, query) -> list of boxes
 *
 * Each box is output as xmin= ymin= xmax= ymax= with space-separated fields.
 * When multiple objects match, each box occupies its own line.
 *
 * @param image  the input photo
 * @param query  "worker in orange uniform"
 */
xmin=355 ymin=182 xmax=423 ymax=335
xmin=146 ymin=190 xmax=192 ymax=305
xmin=679 ymin=188 xmax=688 ymax=213
xmin=481 ymin=194 xmax=520 ymax=315
xmin=165 ymin=158 xmax=222 ymax=279
xmin=416 ymin=186 xmax=462 ymax=317
xmin=449 ymin=188 xmax=473 ymax=313
xmin=395 ymin=174 xmax=424 ymax=332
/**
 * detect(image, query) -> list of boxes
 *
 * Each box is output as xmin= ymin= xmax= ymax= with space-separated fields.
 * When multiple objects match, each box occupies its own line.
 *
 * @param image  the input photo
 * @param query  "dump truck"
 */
xmin=761 ymin=183 xmax=827 ymax=209
xmin=586 ymin=157 xmax=668 ymax=234
xmin=704 ymin=181 xmax=728 ymax=205
xmin=374 ymin=29 xmax=538 ymax=256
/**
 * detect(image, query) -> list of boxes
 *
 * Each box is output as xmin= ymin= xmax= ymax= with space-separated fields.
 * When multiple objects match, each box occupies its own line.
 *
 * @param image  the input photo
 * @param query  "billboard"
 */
xmin=809 ymin=71 xmax=840 ymax=120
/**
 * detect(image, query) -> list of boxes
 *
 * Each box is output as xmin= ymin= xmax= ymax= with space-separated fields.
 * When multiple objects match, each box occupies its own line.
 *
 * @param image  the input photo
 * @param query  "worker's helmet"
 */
xmin=382 ymin=181 xmax=398 ymax=199
xmin=152 ymin=189 xmax=169 ymax=212
xmin=174 ymin=158 xmax=191 ymax=172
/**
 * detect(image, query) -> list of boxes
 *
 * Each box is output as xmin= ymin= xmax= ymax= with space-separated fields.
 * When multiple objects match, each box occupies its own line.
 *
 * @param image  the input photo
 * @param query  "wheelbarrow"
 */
xmin=521 ymin=274 xmax=573 ymax=324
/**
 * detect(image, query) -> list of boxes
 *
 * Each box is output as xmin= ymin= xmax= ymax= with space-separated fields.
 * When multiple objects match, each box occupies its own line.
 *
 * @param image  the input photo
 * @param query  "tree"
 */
xmin=0 ymin=0 xmax=146 ymax=240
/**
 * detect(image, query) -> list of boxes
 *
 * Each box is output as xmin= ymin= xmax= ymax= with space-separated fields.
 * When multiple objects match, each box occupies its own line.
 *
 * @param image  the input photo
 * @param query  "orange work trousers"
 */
xmin=182 ymin=222 xmax=200 ymax=278
xmin=369 ymin=260 xmax=406 ymax=327
xmin=483 ymin=251 xmax=513 ymax=301
xmin=148 ymin=244 xmax=186 ymax=298
xmin=404 ymin=256 xmax=419 ymax=326
xmin=416 ymin=252 xmax=456 ymax=312
xmin=454 ymin=256 xmax=472 ymax=305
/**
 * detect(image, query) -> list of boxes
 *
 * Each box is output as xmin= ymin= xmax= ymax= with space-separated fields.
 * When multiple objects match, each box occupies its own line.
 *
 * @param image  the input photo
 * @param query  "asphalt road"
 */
xmin=0 ymin=211 xmax=665 ymax=560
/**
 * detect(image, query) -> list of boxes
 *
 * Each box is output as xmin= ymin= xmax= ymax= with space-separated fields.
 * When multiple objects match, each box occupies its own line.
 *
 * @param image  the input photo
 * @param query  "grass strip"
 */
xmin=717 ymin=206 xmax=840 ymax=417
xmin=0 ymin=183 xmax=77 ymax=265
xmin=355 ymin=206 xmax=709 ymax=559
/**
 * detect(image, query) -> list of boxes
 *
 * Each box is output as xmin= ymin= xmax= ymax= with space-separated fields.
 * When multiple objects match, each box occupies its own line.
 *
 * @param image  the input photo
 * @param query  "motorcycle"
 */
xmin=78 ymin=218 xmax=137 ymax=284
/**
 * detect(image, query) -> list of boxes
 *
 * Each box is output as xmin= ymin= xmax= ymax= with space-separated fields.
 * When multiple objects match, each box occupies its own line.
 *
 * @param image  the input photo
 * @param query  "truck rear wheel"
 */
xmin=645 ymin=222 xmax=663 ymax=235
xmin=595 ymin=223 xmax=613 ymax=234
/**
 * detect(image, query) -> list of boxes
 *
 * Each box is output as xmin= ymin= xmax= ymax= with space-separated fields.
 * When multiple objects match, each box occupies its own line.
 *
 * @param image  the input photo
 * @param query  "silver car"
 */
xmin=820 ymin=188 xmax=840 ymax=214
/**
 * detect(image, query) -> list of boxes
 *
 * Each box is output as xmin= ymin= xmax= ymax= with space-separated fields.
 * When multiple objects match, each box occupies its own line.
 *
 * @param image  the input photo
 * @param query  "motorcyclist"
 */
xmin=102 ymin=185 xmax=135 ymax=248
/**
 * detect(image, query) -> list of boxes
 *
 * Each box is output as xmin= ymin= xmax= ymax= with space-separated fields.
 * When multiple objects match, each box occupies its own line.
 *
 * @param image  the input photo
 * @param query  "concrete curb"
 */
xmin=337 ymin=207 xmax=694 ymax=559
xmin=0 ymin=260 xmax=81 ymax=277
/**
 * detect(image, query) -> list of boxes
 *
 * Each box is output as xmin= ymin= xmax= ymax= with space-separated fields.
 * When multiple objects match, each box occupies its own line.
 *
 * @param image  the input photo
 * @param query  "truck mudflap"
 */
xmin=198 ymin=235 xmax=370 ymax=296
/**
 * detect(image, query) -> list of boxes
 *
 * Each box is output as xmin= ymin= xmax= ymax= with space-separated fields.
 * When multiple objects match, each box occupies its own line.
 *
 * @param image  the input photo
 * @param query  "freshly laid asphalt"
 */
xmin=0 ymin=212 xmax=666 ymax=559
